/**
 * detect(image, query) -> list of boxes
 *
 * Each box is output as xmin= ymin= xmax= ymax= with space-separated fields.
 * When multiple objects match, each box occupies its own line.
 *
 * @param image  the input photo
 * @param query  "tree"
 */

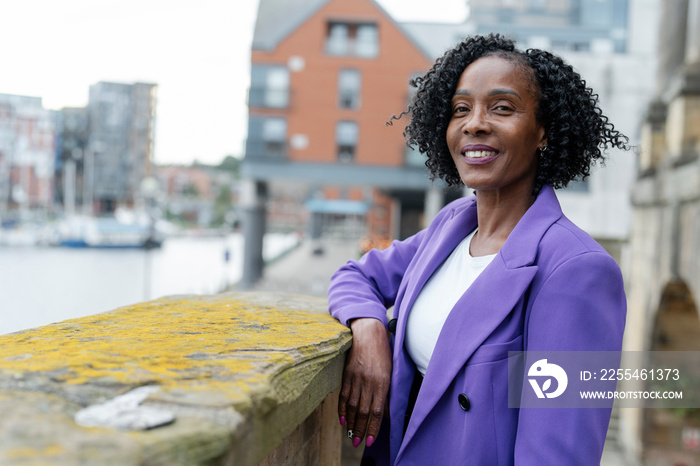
xmin=217 ymin=155 xmax=241 ymax=177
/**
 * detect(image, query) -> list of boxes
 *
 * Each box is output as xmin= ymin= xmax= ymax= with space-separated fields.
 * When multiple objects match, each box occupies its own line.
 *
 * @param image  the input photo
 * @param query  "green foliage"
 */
xmin=217 ymin=155 xmax=241 ymax=177
xmin=212 ymin=185 xmax=234 ymax=228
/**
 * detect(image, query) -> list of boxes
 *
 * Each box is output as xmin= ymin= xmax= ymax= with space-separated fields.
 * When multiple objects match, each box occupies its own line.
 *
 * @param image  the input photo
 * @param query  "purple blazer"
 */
xmin=328 ymin=186 xmax=626 ymax=465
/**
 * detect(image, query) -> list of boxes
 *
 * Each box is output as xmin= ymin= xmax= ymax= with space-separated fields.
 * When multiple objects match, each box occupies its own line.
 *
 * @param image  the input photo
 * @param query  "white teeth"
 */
xmin=463 ymin=150 xmax=497 ymax=158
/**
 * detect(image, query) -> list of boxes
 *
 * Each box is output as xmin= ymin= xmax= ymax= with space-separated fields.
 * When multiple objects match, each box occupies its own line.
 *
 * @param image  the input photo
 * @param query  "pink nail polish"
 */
xmin=339 ymin=416 xmax=345 ymax=426
xmin=366 ymin=436 xmax=375 ymax=447
xmin=353 ymin=437 xmax=361 ymax=448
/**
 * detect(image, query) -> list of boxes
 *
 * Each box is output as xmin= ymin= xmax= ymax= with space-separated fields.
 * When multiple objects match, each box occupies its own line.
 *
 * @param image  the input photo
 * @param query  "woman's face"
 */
xmin=446 ymin=55 xmax=546 ymax=197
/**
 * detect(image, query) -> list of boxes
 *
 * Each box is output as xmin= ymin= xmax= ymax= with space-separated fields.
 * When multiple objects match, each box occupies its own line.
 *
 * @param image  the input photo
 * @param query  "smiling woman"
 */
xmin=328 ymin=33 xmax=629 ymax=465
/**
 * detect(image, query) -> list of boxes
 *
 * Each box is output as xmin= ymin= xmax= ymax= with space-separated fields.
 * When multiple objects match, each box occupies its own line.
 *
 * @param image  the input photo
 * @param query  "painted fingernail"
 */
xmin=366 ymin=436 xmax=375 ymax=447
xmin=339 ymin=416 xmax=345 ymax=426
xmin=353 ymin=437 xmax=361 ymax=448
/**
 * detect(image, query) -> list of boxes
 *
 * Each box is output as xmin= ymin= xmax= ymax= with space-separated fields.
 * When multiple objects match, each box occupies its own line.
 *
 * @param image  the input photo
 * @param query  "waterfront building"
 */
xmin=0 ymin=93 xmax=56 ymax=221
xmin=241 ymin=0 xmax=445 ymax=286
xmin=465 ymin=0 xmax=629 ymax=53
xmin=85 ymin=82 xmax=157 ymax=214
xmin=55 ymin=107 xmax=89 ymax=216
xmin=243 ymin=0 xmax=443 ymax=238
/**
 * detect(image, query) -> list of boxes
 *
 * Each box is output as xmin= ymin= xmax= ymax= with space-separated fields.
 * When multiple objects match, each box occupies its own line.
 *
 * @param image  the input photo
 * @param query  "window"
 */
xmin=249 ymin=65 xmax=289 ymax=108
xmin=325 ymin=22 xmax=378 ymax=58
xmin=580 ymin=0 xmax=614 ymax=28
xmin=246 ymin=116 xmax=287 ymax=159
xmin=338 ymin=69 xmax=361 ymax=109
xmin=355 ymin=24 xmax=379 ymax=57
xmin=336 ymin=121 xmax=358 ymax=163
xmin=327 ymin=24 xmax=350 ymax=55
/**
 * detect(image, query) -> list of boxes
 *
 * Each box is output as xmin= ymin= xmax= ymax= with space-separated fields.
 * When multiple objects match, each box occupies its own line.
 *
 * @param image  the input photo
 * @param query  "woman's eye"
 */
xmin=453 ymin=106 xmax=469 ymax=114
xmin=494 ymin=104 xmax=514 ymax=113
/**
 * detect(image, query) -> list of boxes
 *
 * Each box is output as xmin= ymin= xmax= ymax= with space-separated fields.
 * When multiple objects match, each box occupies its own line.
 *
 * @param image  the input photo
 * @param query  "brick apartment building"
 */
xmin=240 ymin=0 xmax=457 ymax=285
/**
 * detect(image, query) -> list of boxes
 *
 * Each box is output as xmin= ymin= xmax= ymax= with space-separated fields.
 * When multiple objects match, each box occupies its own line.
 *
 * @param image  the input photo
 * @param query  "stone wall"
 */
xmin=622 ymin=0 xmax=700 ymax=463
xmin=0 ymin=292 xmax=352 ymax=465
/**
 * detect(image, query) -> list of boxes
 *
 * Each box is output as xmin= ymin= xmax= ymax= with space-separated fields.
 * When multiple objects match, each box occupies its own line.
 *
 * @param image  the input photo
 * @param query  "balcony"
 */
xmin=248 ymin=87 xmax=289 ymax=109
xmin=244 ymin=139 xmax=287 ymax=161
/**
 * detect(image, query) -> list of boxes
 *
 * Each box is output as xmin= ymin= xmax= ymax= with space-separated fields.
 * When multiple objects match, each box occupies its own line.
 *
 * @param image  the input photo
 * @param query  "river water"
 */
xmin=0 ymin=233 xmax=297 ymax=335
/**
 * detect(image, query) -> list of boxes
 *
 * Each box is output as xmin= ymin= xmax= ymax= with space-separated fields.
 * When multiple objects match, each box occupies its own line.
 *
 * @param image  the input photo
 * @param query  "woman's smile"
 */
xmin=460 ymin=144 xmax=500 ymax=164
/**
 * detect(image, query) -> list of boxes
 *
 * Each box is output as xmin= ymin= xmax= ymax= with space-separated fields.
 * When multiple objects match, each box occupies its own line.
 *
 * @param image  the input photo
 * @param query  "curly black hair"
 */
xmin=398 ymin=33 xmax=628 ymax=194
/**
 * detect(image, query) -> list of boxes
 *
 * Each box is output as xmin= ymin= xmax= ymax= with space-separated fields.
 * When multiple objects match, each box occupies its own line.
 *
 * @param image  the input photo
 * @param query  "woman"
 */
xmin=328 ymin=34 xmax=628 ymax=465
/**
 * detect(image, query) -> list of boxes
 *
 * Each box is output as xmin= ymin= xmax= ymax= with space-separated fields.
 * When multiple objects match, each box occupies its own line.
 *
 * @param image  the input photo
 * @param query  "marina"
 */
xmin=0 ymin=232 xmax=299 ymax=334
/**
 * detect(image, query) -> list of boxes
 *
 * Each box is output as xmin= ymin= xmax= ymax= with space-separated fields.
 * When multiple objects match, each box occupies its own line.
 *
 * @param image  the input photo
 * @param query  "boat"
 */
xmin=51 ymin=214 xmax=169 ymax=249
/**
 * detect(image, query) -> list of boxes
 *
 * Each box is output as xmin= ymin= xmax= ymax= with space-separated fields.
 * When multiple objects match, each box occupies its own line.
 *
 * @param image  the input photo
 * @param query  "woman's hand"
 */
xmin=339 ymin=317 xmax=392 ymax=448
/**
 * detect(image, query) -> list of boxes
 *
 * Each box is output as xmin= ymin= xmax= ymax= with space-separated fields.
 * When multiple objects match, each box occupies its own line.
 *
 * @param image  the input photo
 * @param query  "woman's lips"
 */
xmin=460 ymin=144 xmax=499 ymax=164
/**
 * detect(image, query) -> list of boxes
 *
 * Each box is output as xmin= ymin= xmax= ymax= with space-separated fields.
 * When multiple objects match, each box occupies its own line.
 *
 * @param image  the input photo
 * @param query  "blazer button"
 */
xmin=387 ymin=319 xmax=398 ymax=334
xmin=458 ymin=393 xmax=470 ymax=411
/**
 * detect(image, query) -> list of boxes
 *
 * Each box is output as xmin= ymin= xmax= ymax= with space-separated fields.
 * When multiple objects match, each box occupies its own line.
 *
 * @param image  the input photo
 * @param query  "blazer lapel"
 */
xmin=388 ymin=198 xmax=478 ymax=460
xmin=392 ymin=198 xmax=478 ymax=372
xmin=396 ymin=186 xmax=564 ymax=454
xmin=399 ymin=260 xmax=537 ymax=450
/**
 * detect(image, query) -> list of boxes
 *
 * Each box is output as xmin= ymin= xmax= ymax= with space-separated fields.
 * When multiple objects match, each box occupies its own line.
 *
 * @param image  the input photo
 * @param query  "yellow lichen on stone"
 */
xmin=0 ymin=296 xmax=348 ymax=396
xmin=0 ymin=293 xmax=353 ymax=466
xmin=4 ymin=444 xmax=64 ymax=460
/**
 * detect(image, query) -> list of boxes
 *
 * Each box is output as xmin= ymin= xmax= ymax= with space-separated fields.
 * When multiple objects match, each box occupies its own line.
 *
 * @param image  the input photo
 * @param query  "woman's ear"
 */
xmin=535 ymin=122 xmax=547 ymax=149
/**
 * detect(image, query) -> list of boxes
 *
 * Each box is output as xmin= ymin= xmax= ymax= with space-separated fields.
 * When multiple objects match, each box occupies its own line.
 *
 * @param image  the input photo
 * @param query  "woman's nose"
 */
xmin=463 ymin=107 xmax=490 ymax=134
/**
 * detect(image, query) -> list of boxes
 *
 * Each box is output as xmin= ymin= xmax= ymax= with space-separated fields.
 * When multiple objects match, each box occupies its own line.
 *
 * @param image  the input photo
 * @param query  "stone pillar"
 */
xmin=665 ymin=83 xmax=700 ymax=160
xmin=639 ymin=100 xmax=667 ymax=171
xmin=309 ymin=212 xmax=323 ymax=240
xmin=686 ymin=0 xmax=700 ymax=64
xmin=658 ymin=0 xmax=700 ymax=159
xmin=656 ymin=0 xmax=688 ymax=98
xmin=423 ymin=187 xmax=444 ymax=228
xmin=240 ymin=178 xmax=268 ymax=289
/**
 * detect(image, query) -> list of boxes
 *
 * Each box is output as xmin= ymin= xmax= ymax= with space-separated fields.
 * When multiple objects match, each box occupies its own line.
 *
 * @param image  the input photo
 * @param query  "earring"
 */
xmin=538 ymin=146 xmax=548 ymax=156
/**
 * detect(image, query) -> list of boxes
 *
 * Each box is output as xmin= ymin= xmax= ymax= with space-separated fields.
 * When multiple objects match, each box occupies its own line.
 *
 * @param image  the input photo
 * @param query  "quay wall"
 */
xmin=0 ymin=292 xmax=352 ymax=465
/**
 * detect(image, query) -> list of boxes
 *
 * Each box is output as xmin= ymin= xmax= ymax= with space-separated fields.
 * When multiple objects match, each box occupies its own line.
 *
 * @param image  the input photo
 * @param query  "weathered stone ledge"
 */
xmin=0 ymin=292 xmax=352 ymax=465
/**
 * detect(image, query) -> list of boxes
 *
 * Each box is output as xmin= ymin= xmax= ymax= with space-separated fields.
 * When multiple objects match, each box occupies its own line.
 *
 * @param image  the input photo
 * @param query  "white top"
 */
xmin=405 ymin=229 xmax=497 ymax=376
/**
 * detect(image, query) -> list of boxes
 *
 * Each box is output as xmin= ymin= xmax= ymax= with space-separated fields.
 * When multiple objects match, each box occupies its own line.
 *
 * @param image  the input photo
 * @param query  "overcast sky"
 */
xmin=0 ymin=0 xmax=468 ymax=166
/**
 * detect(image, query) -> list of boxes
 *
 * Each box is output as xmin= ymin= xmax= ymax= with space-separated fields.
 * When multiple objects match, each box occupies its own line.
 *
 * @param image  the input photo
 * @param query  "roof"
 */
xmin=252 ymin=0 xmax=434 ymax=61
xmin=252 ymin=0 xmax=331 ymax=52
